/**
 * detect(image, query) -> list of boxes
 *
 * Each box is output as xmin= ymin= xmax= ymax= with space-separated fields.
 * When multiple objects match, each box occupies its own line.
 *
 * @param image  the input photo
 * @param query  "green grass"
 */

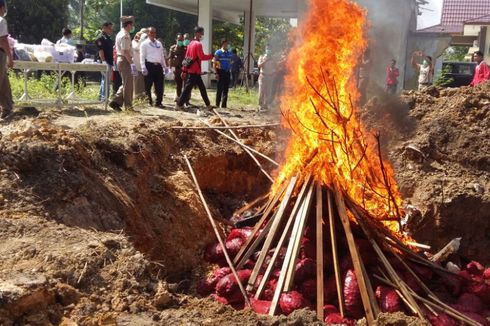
xmin=8 ymin=71 xmax=260 ymax=109
xmin=9 ymin=71 xmax=100 ymax=102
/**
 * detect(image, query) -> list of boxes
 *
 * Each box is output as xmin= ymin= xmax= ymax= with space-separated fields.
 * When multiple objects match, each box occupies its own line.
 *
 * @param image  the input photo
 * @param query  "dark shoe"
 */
xmin=155 ymin=103 xmax=164 ymax=109
xmin=0 ymin=111 xmax=14 ymax=122
xmin=109 ymin=101 xmax=122 ymax=111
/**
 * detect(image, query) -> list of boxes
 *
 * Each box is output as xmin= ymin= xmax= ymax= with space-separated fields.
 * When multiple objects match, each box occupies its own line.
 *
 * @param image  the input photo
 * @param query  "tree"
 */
xmin=443 ymin=46 xmax=470 ymax=62
xmin=8 ymin=0 xmax=69 ymax=43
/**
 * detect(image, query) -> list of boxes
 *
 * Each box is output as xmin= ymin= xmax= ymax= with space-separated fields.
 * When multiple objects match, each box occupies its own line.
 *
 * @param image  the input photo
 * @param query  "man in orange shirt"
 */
xmin=470 ymin=51 xmax=490 ymax=86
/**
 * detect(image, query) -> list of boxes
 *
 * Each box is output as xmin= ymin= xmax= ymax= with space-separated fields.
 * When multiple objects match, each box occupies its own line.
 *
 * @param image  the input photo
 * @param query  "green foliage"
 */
xmin=443 ymin=46 xmax=470 ymax=62
xmin=9 ymin=71 xmax=98 ymax=101
xmin=213 ymin=20 xmax=244 ymax=53
xmin=434 ymin=64 xmax=455 ymax=87
xmin=8 ymin=0 xmax=69 ymax=43
xmin=254 ymin=17 xmax=292 ymax=58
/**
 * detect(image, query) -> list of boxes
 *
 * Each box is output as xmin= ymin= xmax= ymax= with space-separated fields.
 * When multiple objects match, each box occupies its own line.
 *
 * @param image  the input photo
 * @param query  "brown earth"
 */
xmin=2 ymin=82 xmax=487 ymax=325
xmin=362 ymin=83 xmax=490 ymax=263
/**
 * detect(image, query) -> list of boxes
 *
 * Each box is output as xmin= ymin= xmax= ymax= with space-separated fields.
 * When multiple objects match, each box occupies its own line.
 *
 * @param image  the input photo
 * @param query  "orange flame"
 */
xmin=275 ymin=0 xmax=404 ymax=234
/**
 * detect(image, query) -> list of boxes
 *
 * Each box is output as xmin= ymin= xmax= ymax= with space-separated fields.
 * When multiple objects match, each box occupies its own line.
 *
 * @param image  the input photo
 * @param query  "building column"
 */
xmin=198 ymin=0 xmax=212 ymax=87
xmin=243 ymin=4 xmax=256 ymax=76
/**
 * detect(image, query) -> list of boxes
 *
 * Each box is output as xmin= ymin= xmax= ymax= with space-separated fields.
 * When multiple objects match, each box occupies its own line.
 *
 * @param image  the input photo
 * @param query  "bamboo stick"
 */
xmin=284 ymin=183 xmax=315 ymax=291
xmin=254 ymin=176 xmax=312 ymax=299
xmin=333 ymin=186 xmax=376 ymax=325
xmin=269 ymin=182 xmax=315 ymax=316
xmin=184 ymin=155 xmax=250 ymax=307
xmin=327 ymin=189 xmax=345 ymax=317
xmin=171 ymin=123 xmax=280 ymax=130
xmin=246 ymin=176 xmax=298 ymax=291
xmin=201 ymin=120 xmax=279 ymax=166
xmin=315 ymin=184 xmax=325 ymax=321
xmin=212 ymin=109 xmax=274 ymax=182
xmin=233 ymin=181 xmax=288 ymax=265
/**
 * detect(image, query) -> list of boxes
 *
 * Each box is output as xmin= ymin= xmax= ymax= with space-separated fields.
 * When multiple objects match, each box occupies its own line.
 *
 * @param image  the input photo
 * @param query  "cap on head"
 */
xmin=474 ymin=51 xmax=484 ymax=57
xmin=120 ymin=16 xmax=135 ymax=27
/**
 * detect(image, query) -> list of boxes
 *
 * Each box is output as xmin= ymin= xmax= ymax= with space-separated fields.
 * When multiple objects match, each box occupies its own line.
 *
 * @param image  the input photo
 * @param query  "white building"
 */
xmin=147 ymin=0 xmax=426 ymax=90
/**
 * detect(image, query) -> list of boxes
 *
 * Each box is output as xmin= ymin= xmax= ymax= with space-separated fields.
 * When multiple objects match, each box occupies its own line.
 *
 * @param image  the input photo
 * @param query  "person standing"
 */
xmin=0 ymin=0 xmax=13 ymax=121
xmin=176 ymin=26 xmax=214 ymax=111
xmin=258 ymin=47 xmax=275 ymax=111
xmin=214 ymin=39 xmax=233 ymax=108
xmin=169 ymin=33 xmax=187 ymax=102
xmin=385 ymin=59 xmax=400 ymax=95
xmin=358 ymin=49 xmax=371 ymax=106
xmin=411 ymin=51 xmax=434 ymax=91
xmin=132 ymin=31 xmax=146 ymax=99
xmin=230 ymin=49 xmax=243 ymax=88
xmin=140 ymin=27 xmax=167 ymax=108
xmin=96 ymin=21 xmax=114 ymax=102
xmin=56 ymin=28 xmax=74 ymax=46
xmin=470 ymin=51 xmax=490 ymax=86
xmin=110 ymin=16 xmax=137 ymax=111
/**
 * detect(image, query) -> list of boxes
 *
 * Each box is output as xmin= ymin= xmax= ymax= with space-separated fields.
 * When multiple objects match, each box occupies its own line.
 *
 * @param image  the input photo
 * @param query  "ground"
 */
xmin=0 ymin=82 xmax=488 ymax=325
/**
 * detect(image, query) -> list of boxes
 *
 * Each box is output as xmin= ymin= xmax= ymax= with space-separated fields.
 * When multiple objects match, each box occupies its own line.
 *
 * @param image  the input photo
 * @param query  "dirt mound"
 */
xmin=362 ymin=84 xmax=490 ymax=262
xmin=0 ymin=115 xmax=280 ymax=324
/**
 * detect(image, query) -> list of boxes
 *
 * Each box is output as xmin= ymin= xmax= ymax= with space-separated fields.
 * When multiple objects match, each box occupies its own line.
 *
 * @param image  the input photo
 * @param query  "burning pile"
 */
xmin=192 ymin=0 xmax=489 ymax=325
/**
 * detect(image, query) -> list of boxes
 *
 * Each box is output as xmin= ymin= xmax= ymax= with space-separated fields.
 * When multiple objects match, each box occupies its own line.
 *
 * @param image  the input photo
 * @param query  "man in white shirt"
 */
xmin=0 ymin=0 xmax=13 ymax=121
xmin=110 ymin=16 xmax=137 ymax=111
xmin=140 ymin=27 xmax=167 ymax=108
xmin=56 ymin=28 xmax=74 ymax=46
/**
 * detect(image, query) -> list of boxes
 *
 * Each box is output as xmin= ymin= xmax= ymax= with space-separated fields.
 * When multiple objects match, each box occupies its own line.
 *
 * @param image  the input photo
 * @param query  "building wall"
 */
xmin=355 ymin=0 xmax=418 ymax=91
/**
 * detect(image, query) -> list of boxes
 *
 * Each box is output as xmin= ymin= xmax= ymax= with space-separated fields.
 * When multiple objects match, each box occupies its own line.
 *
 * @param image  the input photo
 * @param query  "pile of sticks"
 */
xmin=229 ymin=175 xmax=482 ymax=325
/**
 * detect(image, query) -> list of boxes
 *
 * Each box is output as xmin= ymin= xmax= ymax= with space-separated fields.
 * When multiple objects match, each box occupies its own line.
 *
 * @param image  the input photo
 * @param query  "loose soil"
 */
xmin=1 ymin=80 xmax=488 ymax=325
xmin=362 ymin=83 xmax=490 ymax=262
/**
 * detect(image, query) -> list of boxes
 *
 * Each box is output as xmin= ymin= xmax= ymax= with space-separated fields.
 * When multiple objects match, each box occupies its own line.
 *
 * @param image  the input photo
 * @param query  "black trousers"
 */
xmin=178 ymin=73 xmax=210 ymax=107
xmin=231 ymin=70 xmax=240 ymax=88
xmin=174 ymin=68 xmax=184 ymax=98
xmin=145 ymin=62 xmax=164 ymax=105
xmin=216 ymin=70 xmax=231 ymax=108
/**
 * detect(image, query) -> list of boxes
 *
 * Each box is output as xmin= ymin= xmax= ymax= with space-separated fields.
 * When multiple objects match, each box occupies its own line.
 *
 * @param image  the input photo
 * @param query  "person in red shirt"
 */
xmin=385 ymin=59 xmax=400 ymax=95
xmin=176 ymin=26 xmax=214 ymax=111
xmin=470 ymin=51 xmax=490 ymax=87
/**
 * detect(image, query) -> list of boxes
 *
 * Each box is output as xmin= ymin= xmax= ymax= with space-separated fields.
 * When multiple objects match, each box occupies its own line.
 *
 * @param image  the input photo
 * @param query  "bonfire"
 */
xmin=185 ymin=0 xmax=489 ymax=325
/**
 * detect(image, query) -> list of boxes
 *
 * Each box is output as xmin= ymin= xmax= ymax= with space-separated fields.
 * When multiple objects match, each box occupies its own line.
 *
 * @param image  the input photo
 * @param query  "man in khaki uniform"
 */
xmin=0 ymin=0 xmax=13 ymax=121
xmin=110 ymin=16 xmax=136 ymax=111
xmin=258 ymin=47 xmax=276 ymax=112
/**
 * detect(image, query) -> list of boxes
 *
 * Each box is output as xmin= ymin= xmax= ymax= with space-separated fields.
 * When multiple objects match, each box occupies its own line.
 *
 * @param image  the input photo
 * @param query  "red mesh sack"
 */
xmin=279 ymin=291 xmax=309 ymax=315
xmin=226 ymin=227 xmax=253 ymax=242
xmin=344 ymin=269 xmax=363 ymax=319
xmin=324 ymin=276 xmax=338 ymax=303
xmin=456 ymin=293 xmax=484 ymax=313
xmin=204 ymin=242 xmax=224 ymax=264
xmin=197 ymin=267 xmax=231 ymax=296
xmin=225 ymin=237 xmax=245 ymax=258
xmin=250 ymin=298 xmax=272 ymax=315
xmin=427 ymin=312 xmax=459 ymax=326
xmin=466 ymin=261 xmax=485 ymax=277
xmin=216 ymin=269 xmax=252 ymax=304
xmin=299 ymin=278 xmax=316 ymax=301
xmin=323 ymin=304 xmax=339 ymax=316
xmin=295 ymin=258 xmax=316 ymax=283
xmin=375 ymin=286 xmax=401 ymax=313
xmin=264 ymin=278 xmax=278 ymax=301
xmin=324 ymin=313 xmax=355 ymax=326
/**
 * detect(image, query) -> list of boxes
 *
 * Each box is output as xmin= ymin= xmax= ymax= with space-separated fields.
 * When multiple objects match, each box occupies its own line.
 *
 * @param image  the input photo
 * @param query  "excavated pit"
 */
xmin=0 ymin=116 xmax=286 ymax=325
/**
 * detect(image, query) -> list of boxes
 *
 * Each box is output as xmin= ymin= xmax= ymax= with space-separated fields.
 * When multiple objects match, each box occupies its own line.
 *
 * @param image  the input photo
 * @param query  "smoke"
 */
xmin=355 ymin=0 xmax=418 ymax=92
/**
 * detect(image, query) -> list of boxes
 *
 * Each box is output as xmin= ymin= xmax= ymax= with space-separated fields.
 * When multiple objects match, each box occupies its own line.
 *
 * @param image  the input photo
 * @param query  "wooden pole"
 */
xmin=171 ymin=123 xmax=280 ymax=130
xmin=246 ymin=176 xmax=298 ymax=291
xmin=184 ymin=155 xmax=250 ymax=307
xmin=254 ymin=176 xmax=312 ymax=299
xmin=201 ymin=120 xmax=279 ymax=166
xmin=269 ymin=182 xmax=315 ymax=316
xmin=315 ymin=184 xmax=325 ymax=321
xmin=333 ymin=186 xmax=376 ymax=325
xmin=284 ymin=184 xmax=315 ymax=291
xmin=233 ymin=181 xmax=288 ymax=265
xmin=327 ymin=189 xmax=345 ymax=317
xmin=212 ymin=109 xmax=274 ymax=182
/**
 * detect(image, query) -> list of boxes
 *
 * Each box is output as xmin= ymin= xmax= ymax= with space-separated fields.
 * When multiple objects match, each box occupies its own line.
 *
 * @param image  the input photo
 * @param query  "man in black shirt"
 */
xmin=96 ymin=22 xmax=114 ymax=101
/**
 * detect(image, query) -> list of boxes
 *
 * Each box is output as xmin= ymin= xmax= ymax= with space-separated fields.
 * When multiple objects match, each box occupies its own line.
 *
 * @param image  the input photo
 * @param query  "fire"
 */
xmin=275 ymin=0 xmax=404 ymax=234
